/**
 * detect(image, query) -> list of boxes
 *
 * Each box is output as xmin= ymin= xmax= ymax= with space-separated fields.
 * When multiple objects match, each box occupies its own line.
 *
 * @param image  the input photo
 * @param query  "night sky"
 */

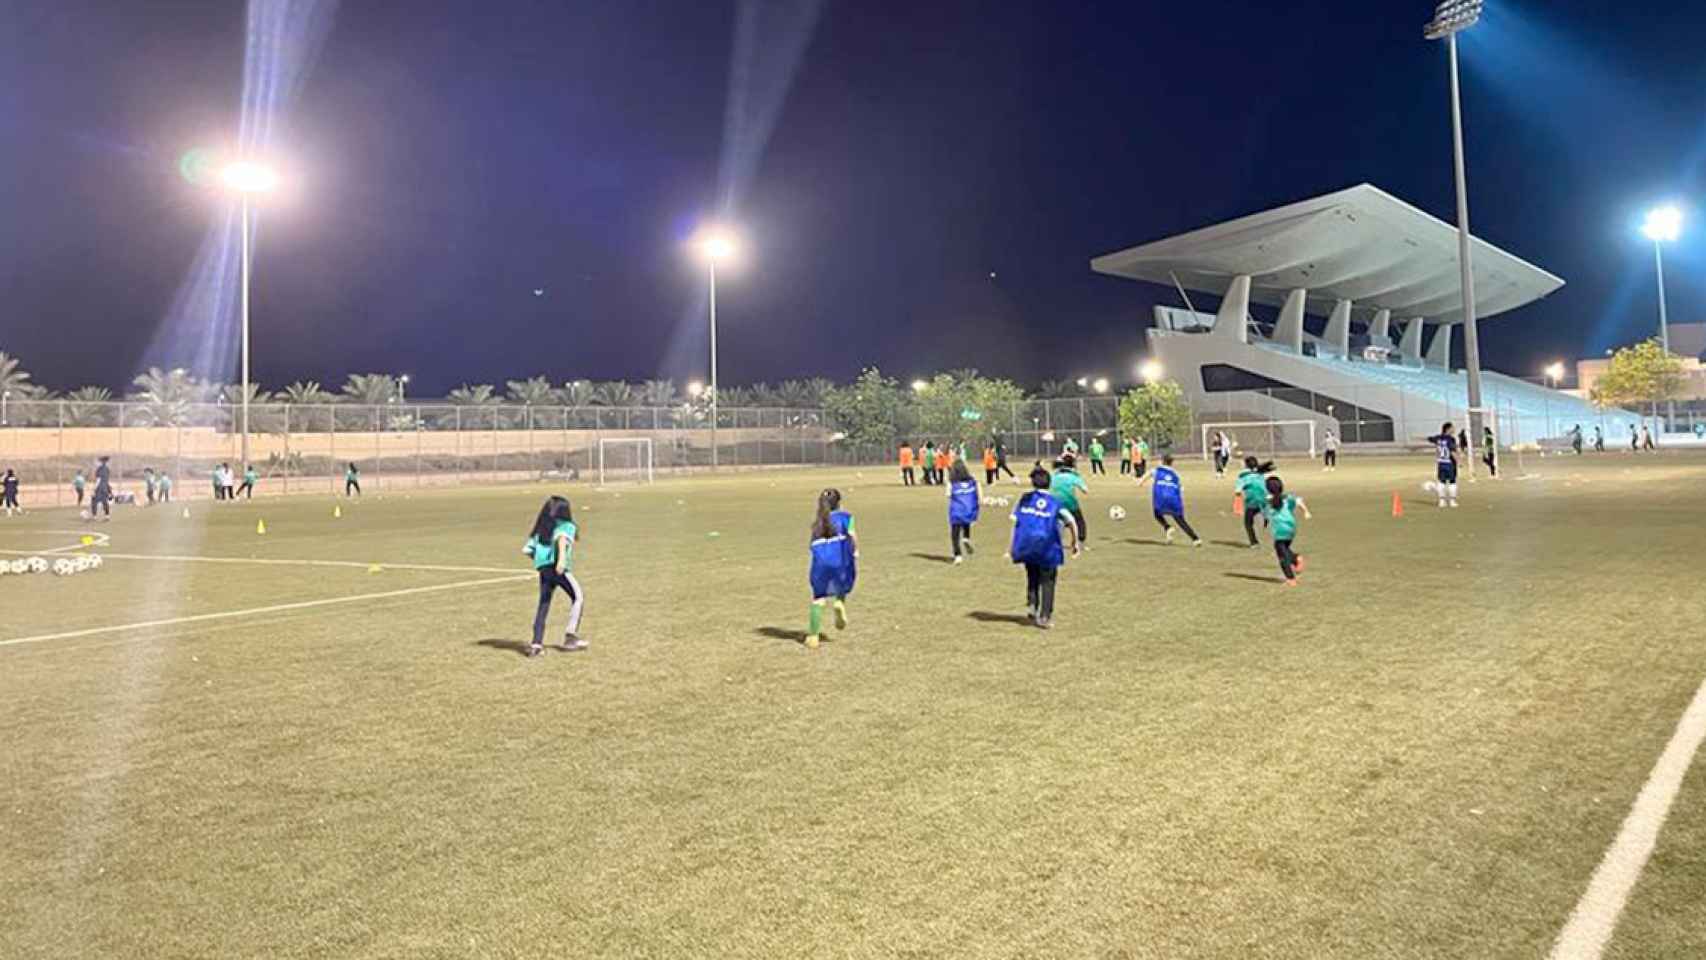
xmin=2 ymin=0 xmax=1703 ymax=396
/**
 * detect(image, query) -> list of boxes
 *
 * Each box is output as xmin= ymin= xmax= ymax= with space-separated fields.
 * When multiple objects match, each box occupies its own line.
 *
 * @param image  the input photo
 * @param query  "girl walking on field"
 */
xmin=1260 ymin=475 xmax=1312 ymax=587
xmin=523 ymin=495 xmax=586 ymax=657
xmin=805 ymin=488 xmax=857 ymax=649
xmin=947 ymin=459 xmax=980 ymax=564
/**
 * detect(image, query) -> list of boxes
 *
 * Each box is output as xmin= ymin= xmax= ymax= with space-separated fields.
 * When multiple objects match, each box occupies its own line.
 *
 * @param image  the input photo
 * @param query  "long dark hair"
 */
xmin=1265 ymin=475 xmax=1286 ymax=511
xmin=530 ymin=495 xmax=573 ymax=542
xmin=949 ymin=459 xmax=973 ymax=484
xmin=811 ymin=488 xmax=843 ymax=540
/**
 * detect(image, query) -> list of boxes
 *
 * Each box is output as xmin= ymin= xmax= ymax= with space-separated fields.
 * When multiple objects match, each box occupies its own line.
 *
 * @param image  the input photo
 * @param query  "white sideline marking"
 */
xmin=1548 ymin=677 xmax=1706 ymax=960
xmin=0 ymin=574 xmax=531 ymax=648
xmin=0 ymin=549 xmax=515 ymax=576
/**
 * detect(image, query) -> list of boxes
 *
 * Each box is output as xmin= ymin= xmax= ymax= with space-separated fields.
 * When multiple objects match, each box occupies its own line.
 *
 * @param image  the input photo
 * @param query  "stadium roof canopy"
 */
xmin=1090 ymin=183 xmax=1564 ymax=324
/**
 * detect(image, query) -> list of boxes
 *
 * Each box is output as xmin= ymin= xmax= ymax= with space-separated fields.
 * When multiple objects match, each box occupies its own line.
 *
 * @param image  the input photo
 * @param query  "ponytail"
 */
xmin=811 ymin=488 xmax=843 ymax=540
xmin=1264 ymin=475 xmax=1286 ymax=511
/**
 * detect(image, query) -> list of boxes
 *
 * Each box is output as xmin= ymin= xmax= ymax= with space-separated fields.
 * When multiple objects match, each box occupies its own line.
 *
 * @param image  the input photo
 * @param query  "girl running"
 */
xmin=1009 ymin=465 xmax=1079 ymax=629
xmin=237 ymin=464 xmax=258 ymax=499
xmin=72 ymin=469 xmax=86 ymax=506
xmin=806 ymin=488 xmax=857 ymax=649
xmin=1261 ymin=475 xmax=1312 ymax=587
xmin=345 ymin=462 xmax=362 ymax=497
xmin=947 ymin=459 xmax=980 ymax=564
xmin=523 ymin=495 xmax=585 ymax=657
xmin=1235 ymin=455 xmax=1274 ymax=547
xmin=1139 ymin=453 xmax=1201 ymax=546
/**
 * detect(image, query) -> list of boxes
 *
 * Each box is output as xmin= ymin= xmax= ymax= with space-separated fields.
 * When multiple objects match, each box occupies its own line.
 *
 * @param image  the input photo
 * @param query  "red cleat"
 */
xmin=1293 ymin=555 xmax=1306 ymax=575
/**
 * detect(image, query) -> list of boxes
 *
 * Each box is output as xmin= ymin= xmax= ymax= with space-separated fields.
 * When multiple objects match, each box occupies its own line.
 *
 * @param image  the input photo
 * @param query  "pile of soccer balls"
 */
xmin=981 ymin=495 xmax=1011 ymax=507
xmin=1107 ymin=505 xmax=1128 ymax=521
xmin=0 ymin=554 xmax=103 ymax=577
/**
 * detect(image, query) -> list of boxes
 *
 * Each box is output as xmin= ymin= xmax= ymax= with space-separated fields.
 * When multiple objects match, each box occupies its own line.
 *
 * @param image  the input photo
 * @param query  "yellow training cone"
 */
xmin=182 ymin=507 xmax=191 ymax=519
xmin=367 ymin=564 xmax=383 ymax=574
xmin=256 ymin=519 xmax=267 ymax=535
xmin=333 ymin=505 xmax=342 ymax=519
xmin=80 ymin=535 xmax=96 ymax=546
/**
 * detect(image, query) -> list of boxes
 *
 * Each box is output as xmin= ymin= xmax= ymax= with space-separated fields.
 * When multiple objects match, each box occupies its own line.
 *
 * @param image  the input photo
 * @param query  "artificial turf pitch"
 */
xmin=2 ymin=453 xmax=1704 ymax=958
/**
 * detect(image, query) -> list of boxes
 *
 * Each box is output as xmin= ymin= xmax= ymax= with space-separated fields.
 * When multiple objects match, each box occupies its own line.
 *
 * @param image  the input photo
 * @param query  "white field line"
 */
xmin=0 ymin=573 xmax=531 ymax=648
xmin=0 ymin=548 xmax=516 ymax=576
xmin=1548 ymin=676 xmax=1706 ymax=960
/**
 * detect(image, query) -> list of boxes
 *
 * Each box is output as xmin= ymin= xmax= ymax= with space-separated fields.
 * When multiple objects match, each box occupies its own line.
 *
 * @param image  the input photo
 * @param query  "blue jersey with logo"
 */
xmin=1151 ymin=465 xmax=1184 ymax=514
xmin=809 ymin=510 xmax=856 ymax=598
xmin=1009 ymin=491 xmax=1066 ymax=568
xmin=948 ymin=480 xmax=980 ymax=525
xmin=1428 ymin=434 xmax=1457 ymax=463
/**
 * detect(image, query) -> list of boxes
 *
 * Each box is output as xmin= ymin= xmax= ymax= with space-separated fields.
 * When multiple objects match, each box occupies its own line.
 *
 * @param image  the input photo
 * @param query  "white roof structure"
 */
xmin=1090 ymin=183 xmax=1563 ymax=324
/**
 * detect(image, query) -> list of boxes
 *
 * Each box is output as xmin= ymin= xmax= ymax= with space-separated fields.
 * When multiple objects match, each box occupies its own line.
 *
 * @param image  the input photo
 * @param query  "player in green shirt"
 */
xmin=1087 ymin=438 xmax=1106 ymax=475
xmin=1050 ymin=455 xmax=1090 ymax=543
xmin=1235 ymin=456 xmax=1274 ymax=547
xmin=1259 ymin=475 xmax=1312 ymax=587
xmin=237 ymin=464 xmax=259 ymax=499
xmin=523 ymin=495 xmax=586 ymax=657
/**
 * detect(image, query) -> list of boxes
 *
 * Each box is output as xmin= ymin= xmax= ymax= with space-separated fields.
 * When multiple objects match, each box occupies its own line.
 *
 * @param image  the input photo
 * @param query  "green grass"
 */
xmin=3 ymin=453 xmax=1705 ymax=958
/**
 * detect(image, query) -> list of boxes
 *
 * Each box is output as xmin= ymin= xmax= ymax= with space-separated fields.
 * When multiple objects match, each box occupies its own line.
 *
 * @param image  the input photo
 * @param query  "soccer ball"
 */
xmin=1422 ymin=481 xmax=1438 ymax=494
xmin=53 ymin=559 xmax=75 ymax=576
xmin=1108 ymin=505 xmax=1128 ymax=521
xmin=88 ymin=554 xmax=104 ymax=569
xmin=8 ymin=560 xmax=25 ymax=575
xmin=27 ymin=557 xmax=48 ymax=574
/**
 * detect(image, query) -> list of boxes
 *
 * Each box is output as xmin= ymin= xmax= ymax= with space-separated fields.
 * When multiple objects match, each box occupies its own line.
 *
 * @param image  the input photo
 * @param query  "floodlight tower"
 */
xmin=1424 ymin=0 xmax=1487 ymax=461
xmin=221 ymin=160 xmax=280 ymax=468
xmin=1642 ymin=205 xmax=1682 ymax=429
xmin=691 ymin=225 xmax=740 ymax=468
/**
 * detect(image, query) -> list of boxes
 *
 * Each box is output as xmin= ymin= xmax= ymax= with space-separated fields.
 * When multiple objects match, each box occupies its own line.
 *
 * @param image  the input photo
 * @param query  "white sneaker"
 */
xmin=1164 ymin=528 xmax=1175 ymax=543
xmin=1449 ymin=500 xmax=1459 ymax=508
xmin=952 ymin=556 xmax=964 ymax=565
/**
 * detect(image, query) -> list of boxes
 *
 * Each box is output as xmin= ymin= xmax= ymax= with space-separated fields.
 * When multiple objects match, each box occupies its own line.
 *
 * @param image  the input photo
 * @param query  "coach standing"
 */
xmin=89 ymin=455 xmax=114 ymax=521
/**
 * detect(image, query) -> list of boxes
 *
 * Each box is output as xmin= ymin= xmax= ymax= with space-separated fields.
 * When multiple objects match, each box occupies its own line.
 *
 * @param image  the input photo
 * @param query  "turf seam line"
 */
xmin=1547 ymin=675 xmax=1706 ymax=960
xmin=0 ymin=574 xmax=532 ymax=648
xmin=0 ymin=549 xmax=517 ymax=575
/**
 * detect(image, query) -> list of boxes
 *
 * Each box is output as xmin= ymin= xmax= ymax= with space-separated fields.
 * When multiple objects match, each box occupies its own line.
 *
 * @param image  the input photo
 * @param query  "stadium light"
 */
xmin=1139 ymin=361 xmax=1163 ymax=384
xmin=1424 ymin=0 xmax=1489 ymax=475
xmin=219 ymin=159 xmax=281 ymax=469
xmin=1092 ymin=377 xmax=1110 ymax=394
xmin=1544 ymin=362 xmax=1565 ymax=388
xmin=1 ymin=389 xmax=9 ymax=425
xmin=1075 ymin=377 xmax=1089 ymax=389
xmin=911 ymin=379 xmax=929 ymax=393
xmin=1642 ymin=205 xmax=1683 ymax=427
xmin=687 ymin=380 xmax=704 ymax=398
xmin=689 ymin=223 xmax=743 ymax=468
xmin=398 ymin=374 xmax=410 ymax=403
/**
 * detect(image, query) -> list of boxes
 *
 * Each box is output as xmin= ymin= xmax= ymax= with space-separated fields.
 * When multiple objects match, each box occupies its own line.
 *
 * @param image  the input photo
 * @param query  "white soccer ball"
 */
xmin=8 ymin=560 xmax=24 ymax=575
xmin=27 ymin=557 xmax=48 ymax=573
xmin=1108 ymin=505 xmax=1128 ymax=521
xmin=1422 ymin=481 xmax=1438 ymax=494
xmin=53 ymin=559 xmax=75 ymax=576
xmin=89 ymin=554 xmax=103 ymax=569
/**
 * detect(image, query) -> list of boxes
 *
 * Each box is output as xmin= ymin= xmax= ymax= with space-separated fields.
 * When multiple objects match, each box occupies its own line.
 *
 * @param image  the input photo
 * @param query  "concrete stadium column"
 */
xmin=1273 ymin=288 xmax=1306 ymax=352
xmin=1368 ymin=309 xmax=1392 ymax=345
xmin=1425 ymin=322 xmax=1453 ymax=371
xmin=1323 ymin=299 xmax=1352 ymax=357
xmin=1214 ymin=275 xmax=1252 ymax=343
xmin=1399 ymin=318 xmax=1424 ymax=364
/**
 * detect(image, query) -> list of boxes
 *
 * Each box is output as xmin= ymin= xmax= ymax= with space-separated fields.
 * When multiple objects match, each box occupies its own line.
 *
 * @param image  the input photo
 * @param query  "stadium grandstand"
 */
xmin=1093 ymin=184 xmax=1642 ymax=447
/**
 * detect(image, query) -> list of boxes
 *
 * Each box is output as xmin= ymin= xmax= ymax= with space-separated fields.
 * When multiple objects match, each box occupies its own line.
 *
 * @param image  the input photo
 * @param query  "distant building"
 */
xmin=1574 ymin=323 xmax=1706 ymax=402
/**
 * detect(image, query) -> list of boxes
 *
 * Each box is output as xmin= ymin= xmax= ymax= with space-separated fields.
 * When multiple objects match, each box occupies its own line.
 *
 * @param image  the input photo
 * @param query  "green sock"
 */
xmin=808 ymin=602 xmax=823 ymax=636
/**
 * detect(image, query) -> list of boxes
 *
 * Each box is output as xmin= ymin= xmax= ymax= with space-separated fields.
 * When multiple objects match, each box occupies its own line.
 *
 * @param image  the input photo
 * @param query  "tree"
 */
xmin=718 ymin=385 xmax=755 ymax=409
xmin=776 ymin=379 xmax=812 ymax=409
xmin=824 ymin=367 xmax=904 ymax=447
xmin=592 ymin=381 xmax=636 ymax=407
xmin=1590 ymin=338 xmax=1685 ymax=418
xmin=555 ymin=380 xmax=595 ymax=409
xmin=506 ymin=376 xmax=556 ymax=407
xmin=64 ymin=386 xmax=113 ymax=427
xmin=341 ymin=373 xmax=398 ymax=407
xmin=747 ymin=382 xmax=778 ymax=408
xmin=282 ymin=380 xmax=333 ymax=406
xmin=1036 ymin=378 xmax=1075 ymax=400
xmin=803 ymin=377 xmax=835 ymax=408
xmin=0 ymin=351 xmax=32 ymax=396
xmin=1118 ymin=380 xmax=1193 ymax=451
xmin=447 ymin=383 xmax=499 ymax=407
xmin=219 ymin=382 xmax=274 ymax=407
xmin=129 ymin=367 xmax=202 ymax=427
xmin=640 ymin=378 xmax=678 ymax=407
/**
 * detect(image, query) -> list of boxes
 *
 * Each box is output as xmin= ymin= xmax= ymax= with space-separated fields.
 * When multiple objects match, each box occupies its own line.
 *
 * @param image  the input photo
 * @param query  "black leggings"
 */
xmin=1069 ymin=507 xmax=1087 ymax=542
xmin=1483 ymin=452 xmax=1496 ymax=477
xmin=346 ymin=479 xmax=361 ymax=496
xmin=1154 ymin=509 xmax=1198 ymax=541
xmin=90 ymin=486 xmax=112 ymax=516
xmin=236 ymin=481 xmax=254 ymax=499
xmin=1090 ymin=459 xmax=1106 ymax=475
xmin=1274 ymin=538 xmax=1300 ymax=580
xmin=2 ymin=490 xmax=17 ymax=509
xmin=996 ymin=460 xmax=1015 ymax=479
xmin=951 ymin=522 xmax=973 ymax=557
xmin=1024 ymin=563 xmax=1057 ymax=620
xmin=531 ymin=568 xmax=584 ymax=646
xmin=1243 ymin=506 xmax=1264 ymax=546
xmin=1324 ymin=449 xmax=1337 ymax=467
xmin=902 ymin=467 xmax=915 ymax=486
xmin=985 ymin=469 xmax=996 ymax=485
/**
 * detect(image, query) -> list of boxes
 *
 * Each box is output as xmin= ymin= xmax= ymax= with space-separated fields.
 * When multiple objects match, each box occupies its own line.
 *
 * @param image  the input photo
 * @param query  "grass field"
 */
xmin=3 ymin=453 xmax=1705 ymax=958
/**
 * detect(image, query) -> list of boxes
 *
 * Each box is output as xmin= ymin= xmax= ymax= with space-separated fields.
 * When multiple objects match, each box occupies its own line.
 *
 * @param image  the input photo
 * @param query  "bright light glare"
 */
xmin=687 ymin=381 xmax=705 ymax=397
xmin=692 ymin=225 xmax=741 ymax=264
xmin=1075 ymin=377 xmax=1089 ymax=388
xmin=1545 ymin=362 xmax=1565 ymax=382
xmin=911 ymin=380 xmax=929 ymax=393
xmin=1092 ymin=377 xmax=1110 ymax=394
xmin=221 ymin=161 xmax=280 ymax=194
xmin=1139 ymin=361 xmax=1164 ymax=383
xmin=1642 ymin=206 xmax=1683 ymax=243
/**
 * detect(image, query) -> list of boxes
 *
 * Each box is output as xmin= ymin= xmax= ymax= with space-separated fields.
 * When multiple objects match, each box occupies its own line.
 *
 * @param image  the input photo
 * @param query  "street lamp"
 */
xmin=398 ymin=374 xmax=410 ymax=404
xmin=690 ymin=224 xmax=740 ymax=468
xmin=1 ymin=389 xmax=9 ymax=425
xmin=687 ymin=380 xmax=705 ymax=398
xmin=1424 ymin=0 xmax=1489 ymax=469
xmin=1642 ymin=204 xmax=1682 ymax=429
xmin=1075 ymin=377 xmax=1089 ymax=390
xmin=220 ymin=160 xmax=279 ymax=468
xmin=1544 ymin=361 xmax=1565 ymax=389
xmin=1092 ymin=377 xmax=1110 ymax=394
xmin=1139 ymin=361 xmax=1163 ymax=384
xmin=911 ymin=379 xmax=929 ymax=393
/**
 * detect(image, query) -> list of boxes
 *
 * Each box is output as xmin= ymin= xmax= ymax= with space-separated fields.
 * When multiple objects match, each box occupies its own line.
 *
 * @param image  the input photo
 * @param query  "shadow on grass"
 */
xmin=1221 ymin=572 xmax=1286 ymax=585
xmin=1210 ymin=539 xmax=1256 ymax=549
xmin=1120 ymin=538 xmax=1173 ymax=548
xmin=966 ymin=611 xmax=1034 ymax=626
xmin=473 ymin=638 xmax=533 ymax=657
xmin=755 ymin=626 xmax=808 ymax=644
xmin=908 ymin=552 xmax=955 ymax=564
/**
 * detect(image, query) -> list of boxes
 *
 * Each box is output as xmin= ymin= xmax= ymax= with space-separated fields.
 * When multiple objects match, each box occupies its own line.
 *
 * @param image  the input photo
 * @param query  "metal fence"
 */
xmin=0 ymin=401 xmax=851 ymax=506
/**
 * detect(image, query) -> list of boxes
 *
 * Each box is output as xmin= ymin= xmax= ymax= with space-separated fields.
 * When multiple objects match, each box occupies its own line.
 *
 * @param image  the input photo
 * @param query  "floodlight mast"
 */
xmin=1642 ymin=206 xmax=1682 ymax=429
xmin=1424 ymin=0 xmax=1487 ymax=472
xmin=220 ymin=160 xmax=279 ymax=469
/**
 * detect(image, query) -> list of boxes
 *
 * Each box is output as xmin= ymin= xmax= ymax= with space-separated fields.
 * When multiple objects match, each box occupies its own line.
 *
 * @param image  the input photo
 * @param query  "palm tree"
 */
xmin=804 ymin=377 xmax=835 ymax=408
xmin=64 ymin=386 xmax=113 ymax=427
xmin=592 ymin=381 xmax=636 ymax=407
xmin=718 ymin=385 xmax=755 ymax=409
xmin=341 ymin=373 xmax=398 ymax=407
xmin=219 ymin=382 xmax=274 ymax=406
xmin=747 ymin=382 xmax=778 ymax=408
xmin=282 ymin=380 xmax=332 ymax=406
xmin=1037 ymin=378 xmax=1075 ymax=400
xmin=0 ymin=351 xmax=32 ymax=396
xmin=447 ymin=383 xmax=499 ymax=407
xmin=777 ymin=379 xmax=811 ymax=409
xmin=129 ymin=367 xmax=201 ymax=426
xmin=505 ymin=376 xmax=556 ymax=407
xmin=640 ymin=378 xmax=677 ymax=407
xmin=554 ymin=379 xmax=595 ymax=409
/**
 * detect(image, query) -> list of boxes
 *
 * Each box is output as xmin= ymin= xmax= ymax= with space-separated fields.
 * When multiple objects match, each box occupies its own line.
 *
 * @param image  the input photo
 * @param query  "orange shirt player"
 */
xmin=898 ymin=442 xmax=917 ymax=487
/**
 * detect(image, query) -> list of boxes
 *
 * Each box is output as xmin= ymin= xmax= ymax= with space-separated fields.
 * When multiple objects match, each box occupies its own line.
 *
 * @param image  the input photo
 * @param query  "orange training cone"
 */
xmin=1390 ymin=493 xmax=1404 ymax=518
xmin=1232 ymin=492 xmax=1244 ymax=516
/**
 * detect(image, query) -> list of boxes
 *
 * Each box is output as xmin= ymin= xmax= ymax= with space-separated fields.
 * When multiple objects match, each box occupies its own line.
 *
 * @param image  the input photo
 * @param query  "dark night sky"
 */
xmin=2 ymin=0 xmax=1703 ymax=396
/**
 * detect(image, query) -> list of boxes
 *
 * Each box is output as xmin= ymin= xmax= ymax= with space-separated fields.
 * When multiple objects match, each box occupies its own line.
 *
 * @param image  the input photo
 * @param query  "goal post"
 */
xmin=1200 ymin=420 xmax=1318 ymax=461
xmin=597 ymin=438 xmax=654 ymax=484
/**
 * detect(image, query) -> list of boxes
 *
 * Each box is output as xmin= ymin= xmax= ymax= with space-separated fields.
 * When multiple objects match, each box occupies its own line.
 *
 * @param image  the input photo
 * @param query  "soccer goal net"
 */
xmin=1200 ymin=420 xmax=1318 ymax=461
xmin=598 ymin=438 xmax=655 ymax=485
